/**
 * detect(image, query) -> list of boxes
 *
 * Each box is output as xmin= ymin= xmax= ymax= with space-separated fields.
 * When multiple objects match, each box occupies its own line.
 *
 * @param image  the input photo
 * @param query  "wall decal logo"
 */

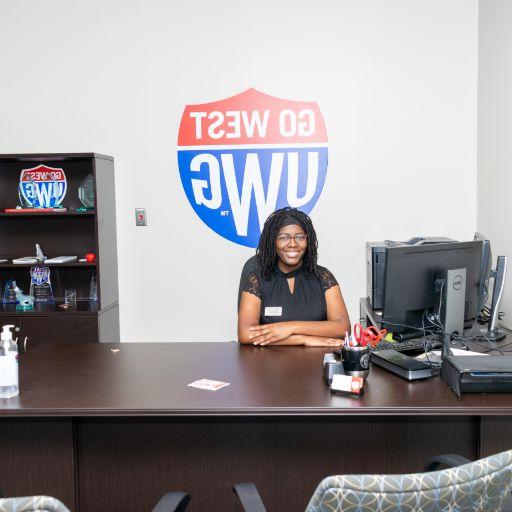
xmin=177 ymin=88 xmax=328 ymax=247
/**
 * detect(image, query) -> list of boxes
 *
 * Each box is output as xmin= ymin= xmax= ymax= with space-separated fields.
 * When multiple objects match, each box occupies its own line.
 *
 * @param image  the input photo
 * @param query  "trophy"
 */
xmin=29 ymin=243 xmax=53 ymax=303
xmin=18 ymin=165 xmax=67 ymax=209
xmin=78 ymin=174 xmax=95 ymax=209
xmin=30 ymin=265 xmax=54 ymax=303
xmin=89 ymin=274 xmax=98 ymax=302
xmin=3 ymin=279 xmax=20 ymax=304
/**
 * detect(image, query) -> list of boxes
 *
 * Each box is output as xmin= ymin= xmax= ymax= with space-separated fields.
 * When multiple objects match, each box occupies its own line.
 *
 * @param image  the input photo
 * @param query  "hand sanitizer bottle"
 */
xmin=0 ymin=325 xmax=19 ymax=398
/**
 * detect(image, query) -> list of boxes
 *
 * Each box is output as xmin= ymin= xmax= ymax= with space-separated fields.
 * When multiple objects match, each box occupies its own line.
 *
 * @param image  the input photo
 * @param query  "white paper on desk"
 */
xmin=416 ymin=349 xmax=488 ymax=363
xmin=187 ymin=379 xmax=230 ymax=391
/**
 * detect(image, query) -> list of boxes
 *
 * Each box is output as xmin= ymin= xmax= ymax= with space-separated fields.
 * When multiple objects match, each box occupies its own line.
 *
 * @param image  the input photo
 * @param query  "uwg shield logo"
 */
xmin=19 ymin=164 xmax=67 ymax=208
xmin=177 ymin=88 xmax=328 ymax=247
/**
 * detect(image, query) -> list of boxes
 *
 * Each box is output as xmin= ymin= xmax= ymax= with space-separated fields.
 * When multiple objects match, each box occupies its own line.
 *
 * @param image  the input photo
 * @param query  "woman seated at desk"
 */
xmin=238 ymin=208 xmax=350 ymax=346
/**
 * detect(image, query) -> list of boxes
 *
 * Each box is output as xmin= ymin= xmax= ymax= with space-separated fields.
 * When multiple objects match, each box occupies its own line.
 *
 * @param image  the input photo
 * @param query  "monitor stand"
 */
xmin=485 ymin=255 xmax=508 ymax=342
xmin=435 ymin=268 xmax=466 ymax=337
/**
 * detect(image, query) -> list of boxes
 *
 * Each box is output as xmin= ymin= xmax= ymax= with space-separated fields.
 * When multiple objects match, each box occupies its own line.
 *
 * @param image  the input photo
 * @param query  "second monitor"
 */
xmin=381 ymin=241 xmax=483 ymax=334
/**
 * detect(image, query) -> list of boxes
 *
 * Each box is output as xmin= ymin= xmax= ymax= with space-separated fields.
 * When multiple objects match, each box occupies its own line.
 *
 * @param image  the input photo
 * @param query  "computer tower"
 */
xmin=366 ymin=242 xmax=387 ymax=310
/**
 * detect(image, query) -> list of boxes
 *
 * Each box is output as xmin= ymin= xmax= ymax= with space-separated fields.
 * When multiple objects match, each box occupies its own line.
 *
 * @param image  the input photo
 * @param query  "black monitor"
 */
xmin=382 ymin=241 xmax=483 ymax=333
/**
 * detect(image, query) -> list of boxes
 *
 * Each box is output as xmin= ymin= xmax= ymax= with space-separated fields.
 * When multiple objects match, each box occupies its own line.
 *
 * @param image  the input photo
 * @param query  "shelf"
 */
xmin=0 ymin=262 xmax=97 ymax=269
xmin=0 ymin=152 xmax=113 ymax=162
xmin=0 ymin=152 xmax=119 ymax=341
xmin=0 ymin=210 xmax=96 ymax=217
xmin=0 ymin=301 xmax=100 ymax=316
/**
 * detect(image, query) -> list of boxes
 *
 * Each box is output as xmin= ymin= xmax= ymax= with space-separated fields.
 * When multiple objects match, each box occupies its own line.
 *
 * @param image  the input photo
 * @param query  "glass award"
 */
xmin=29 ymin=265 xmax=54 ymax=303
xmin=78 ymin=174 xmax=95 ymax=209
xmin=3 ymin=279 xmax=19 ymax=304
xmin=18 ymin=165 xmax=67 ymax=208
xmin=89 ymin=274 xmax=98 ymax=302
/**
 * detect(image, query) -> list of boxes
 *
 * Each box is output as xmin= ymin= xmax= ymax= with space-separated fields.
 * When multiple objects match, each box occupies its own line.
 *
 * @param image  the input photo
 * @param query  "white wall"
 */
xmin=478 ymin=0 xmax=512 ymax=329
xmin=0 ymin=0 xmax=479 ymax=341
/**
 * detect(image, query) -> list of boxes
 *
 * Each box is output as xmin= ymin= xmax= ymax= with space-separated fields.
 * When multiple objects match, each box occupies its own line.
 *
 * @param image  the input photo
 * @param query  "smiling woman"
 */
xmin=238 ymin=208 xmax=351 ymax=346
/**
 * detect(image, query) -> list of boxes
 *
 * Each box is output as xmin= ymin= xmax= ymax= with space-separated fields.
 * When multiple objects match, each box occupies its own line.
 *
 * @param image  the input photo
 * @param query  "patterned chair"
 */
xmin=0 ymin=496 xmax=70 ymax=512
xmin=234 ymin=449 xmax=512 ymax=512
xmin=0 ymin=491 xmax=190 ymax=512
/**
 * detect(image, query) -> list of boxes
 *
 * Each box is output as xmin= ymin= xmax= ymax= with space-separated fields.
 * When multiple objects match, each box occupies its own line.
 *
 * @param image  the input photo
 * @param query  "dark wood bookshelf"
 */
xmin=0 ymin=301 xmax=100 ymax=316
xmin=0 ymin=210 xmax=96 ymax=217
xmin=0 ymin=262 xmax=97 ymax=269
xmin=0 ymin=153 xmax=119 ymax=345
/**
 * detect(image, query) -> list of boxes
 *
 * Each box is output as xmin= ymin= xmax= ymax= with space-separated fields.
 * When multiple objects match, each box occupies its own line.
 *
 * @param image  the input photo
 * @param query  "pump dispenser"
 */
xmin=0 ymin=324 xmax=19 ymax=398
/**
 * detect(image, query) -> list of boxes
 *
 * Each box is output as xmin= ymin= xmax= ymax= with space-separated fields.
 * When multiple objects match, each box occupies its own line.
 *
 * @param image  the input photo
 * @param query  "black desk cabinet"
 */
xmin=0 ymin=153 xmax=119 ymax=344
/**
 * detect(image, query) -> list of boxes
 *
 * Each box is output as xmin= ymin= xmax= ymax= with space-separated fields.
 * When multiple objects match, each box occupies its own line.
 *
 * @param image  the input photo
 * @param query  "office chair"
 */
xmin=0 ymin=496 xmax=70 ymax=512
xmin=233 ymin=449 xmax=512 ymax=512
xmin=0 ymin=491 xmax=191 ymax=512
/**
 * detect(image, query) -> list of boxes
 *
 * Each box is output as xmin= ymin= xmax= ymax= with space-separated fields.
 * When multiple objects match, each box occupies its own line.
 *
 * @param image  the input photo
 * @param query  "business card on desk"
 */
xmin=331 ymin=374 xmax=364 ymax=396
xmin=187 ymin=379 xmax=230 ymax=391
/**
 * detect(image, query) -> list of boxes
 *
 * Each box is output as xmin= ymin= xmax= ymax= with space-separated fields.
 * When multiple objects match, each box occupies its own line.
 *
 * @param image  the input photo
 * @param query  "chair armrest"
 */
xmin=423 ymin=454 xmax=472 ymax=472
xmin=233 ymin=483 xmax=267 ymax=512
xmin=152 ymin=492 xmax=191 ymax=512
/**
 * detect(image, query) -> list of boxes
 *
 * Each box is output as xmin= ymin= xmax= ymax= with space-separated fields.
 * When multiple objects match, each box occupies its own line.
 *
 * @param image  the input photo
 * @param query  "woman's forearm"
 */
xmin=288 ymin=320 xmax=350 ymax=339
xmin=268 ymin=334 xmax=308 ymax=345
xmin=270 ymin=335 xmax=343 ymax=347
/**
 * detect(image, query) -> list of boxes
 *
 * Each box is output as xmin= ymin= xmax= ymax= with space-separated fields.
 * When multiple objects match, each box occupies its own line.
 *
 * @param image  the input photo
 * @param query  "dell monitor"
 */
xmin=381 ymin=241 xmax=483 ymax=334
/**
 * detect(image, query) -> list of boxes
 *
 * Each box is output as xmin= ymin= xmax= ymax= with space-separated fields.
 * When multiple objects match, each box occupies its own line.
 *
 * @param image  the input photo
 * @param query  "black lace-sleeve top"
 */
xmin=243 ymin=265 xmax=339 ymax=324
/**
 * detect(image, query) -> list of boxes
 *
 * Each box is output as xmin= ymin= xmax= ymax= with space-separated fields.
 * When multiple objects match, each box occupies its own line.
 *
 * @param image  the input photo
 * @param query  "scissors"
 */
xmin=352 ymin=323 xmax=387 ymax=348
xmin=353 ymin=323 xmax=367 ymax=346
xmin=364 ymin=325 xmax=387 ymax=347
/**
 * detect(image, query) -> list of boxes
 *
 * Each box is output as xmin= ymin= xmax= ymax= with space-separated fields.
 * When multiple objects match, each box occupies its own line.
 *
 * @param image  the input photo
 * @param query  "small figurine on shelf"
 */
xmin=15 ymin=287 xmax=34 ymax=311
xmin=35 ymin=243 xmax=46 ymax=262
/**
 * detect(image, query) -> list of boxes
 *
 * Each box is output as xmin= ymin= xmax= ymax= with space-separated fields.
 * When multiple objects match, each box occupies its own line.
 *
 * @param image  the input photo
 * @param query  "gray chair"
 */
xmin=234 ymin=449 xmax=512 ymax=512
xmin=0 ymin=491 xmax=190 ymax=512
xmin=0 ymin=496 xmax=70 ymax=512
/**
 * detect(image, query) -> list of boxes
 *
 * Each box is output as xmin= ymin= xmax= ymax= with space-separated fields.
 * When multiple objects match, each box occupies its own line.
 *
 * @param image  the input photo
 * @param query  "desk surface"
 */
xmin=1 ymin=342 xmax=512 ymax=417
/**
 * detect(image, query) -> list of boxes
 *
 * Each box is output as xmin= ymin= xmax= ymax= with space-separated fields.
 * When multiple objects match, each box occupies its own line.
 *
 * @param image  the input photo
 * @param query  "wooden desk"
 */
xmin=1 ymin=342 xmax=511 ymax=512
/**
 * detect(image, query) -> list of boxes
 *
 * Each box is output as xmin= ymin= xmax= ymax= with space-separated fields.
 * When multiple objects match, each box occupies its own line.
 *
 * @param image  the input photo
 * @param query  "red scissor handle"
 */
xmin=353 ymin=323 xmax=366 ymax=346
xmin=365 ymin=326 xmax=387 ymax=347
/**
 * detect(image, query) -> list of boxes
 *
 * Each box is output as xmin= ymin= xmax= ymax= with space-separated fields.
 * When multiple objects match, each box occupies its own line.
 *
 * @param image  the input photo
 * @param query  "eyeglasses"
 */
xmin=276 ymin=234 xmax=307 ymax=245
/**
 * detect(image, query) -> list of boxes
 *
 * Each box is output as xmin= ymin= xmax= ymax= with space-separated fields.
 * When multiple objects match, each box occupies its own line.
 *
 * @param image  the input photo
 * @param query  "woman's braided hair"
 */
xmin=256 ymin=207 xmax=318 ymax=280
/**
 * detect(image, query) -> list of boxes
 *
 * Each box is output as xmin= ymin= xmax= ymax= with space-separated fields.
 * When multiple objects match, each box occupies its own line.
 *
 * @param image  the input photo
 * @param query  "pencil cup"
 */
xmin=341 ymin=345 xmax=371 ymax=379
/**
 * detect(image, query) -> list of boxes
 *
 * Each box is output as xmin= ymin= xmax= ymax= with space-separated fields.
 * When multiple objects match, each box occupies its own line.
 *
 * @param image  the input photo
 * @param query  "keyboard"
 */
xmin=372 ymin=338 xmax=442 ymax=353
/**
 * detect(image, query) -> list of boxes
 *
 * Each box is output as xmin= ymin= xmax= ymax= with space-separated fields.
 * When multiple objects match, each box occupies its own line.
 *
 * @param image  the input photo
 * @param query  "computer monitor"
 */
xmin=381 ymin=241 xmax=483 ymax=334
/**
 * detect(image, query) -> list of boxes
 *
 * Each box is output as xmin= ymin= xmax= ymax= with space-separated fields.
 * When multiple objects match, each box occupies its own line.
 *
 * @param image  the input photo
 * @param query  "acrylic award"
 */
xmin=18 ymin=165 xmax=67 ymax=208
xmin=89 ymin=274 xmax=98 ymax=302
xmin=29 ymin=265 xmax=54 ymax=303
xmin=3 ymin=279 xmax=19 ymax=304
xmin=78 ymin=174 xmax=95 ymax=209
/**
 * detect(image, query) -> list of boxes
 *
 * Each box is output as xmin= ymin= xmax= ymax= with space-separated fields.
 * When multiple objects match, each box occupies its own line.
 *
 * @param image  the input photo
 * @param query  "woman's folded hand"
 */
xmin=249 ymin=322 xmax=295 ymax=345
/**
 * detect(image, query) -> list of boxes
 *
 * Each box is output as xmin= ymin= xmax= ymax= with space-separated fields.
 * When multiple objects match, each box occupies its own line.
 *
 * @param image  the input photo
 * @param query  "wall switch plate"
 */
xmin=135 ymin=208 xmax=147 ymax=226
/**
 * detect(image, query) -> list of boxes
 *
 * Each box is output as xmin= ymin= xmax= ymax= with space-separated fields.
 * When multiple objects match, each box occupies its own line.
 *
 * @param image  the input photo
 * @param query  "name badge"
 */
xmin=265 ymin=306 xmax=282 ymax=317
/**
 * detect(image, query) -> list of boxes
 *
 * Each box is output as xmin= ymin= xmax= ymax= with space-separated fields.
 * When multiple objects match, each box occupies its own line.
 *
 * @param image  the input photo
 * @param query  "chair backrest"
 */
xmin=238 ymin=255 xmax=259 ymax=310
xmin=0 ymin=495 xmax=71 ymax=512
xmin=306 ymin=449 xmax=512 ymax=512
